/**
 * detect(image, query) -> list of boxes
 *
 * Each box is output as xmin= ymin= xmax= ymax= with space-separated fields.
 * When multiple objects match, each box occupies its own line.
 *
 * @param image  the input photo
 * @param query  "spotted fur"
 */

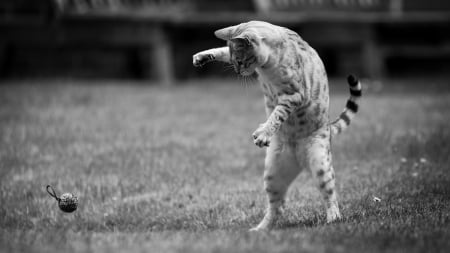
xmin=193 ymin=21 xmax=361 ymax=231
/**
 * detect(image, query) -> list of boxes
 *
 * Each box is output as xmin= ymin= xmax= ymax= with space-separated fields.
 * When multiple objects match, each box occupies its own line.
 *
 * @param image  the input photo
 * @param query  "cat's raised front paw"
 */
xmin=252 ymin=124 xmax=271 ymax=148
xmin=193 ymin=53 xmax=215 ymax=67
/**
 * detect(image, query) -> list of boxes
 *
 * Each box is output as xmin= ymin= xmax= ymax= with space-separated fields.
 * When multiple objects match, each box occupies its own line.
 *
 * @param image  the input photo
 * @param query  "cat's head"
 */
xmin=214 ymin=21 xmax=273 ymax=76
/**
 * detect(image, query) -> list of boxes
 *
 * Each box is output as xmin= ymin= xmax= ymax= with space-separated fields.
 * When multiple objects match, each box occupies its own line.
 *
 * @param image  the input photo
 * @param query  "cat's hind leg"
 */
xmin=250 ymin=136 xmax=302 ymax=232
xmin=193 ymin=47 xmax=230 ymax=67
xmin=299 ymin=128 xmax=341 ymax=223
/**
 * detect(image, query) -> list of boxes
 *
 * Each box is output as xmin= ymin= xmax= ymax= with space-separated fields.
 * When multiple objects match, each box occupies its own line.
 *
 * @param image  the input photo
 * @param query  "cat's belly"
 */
xmin=278 ymin=102 xmax=329 ymax=141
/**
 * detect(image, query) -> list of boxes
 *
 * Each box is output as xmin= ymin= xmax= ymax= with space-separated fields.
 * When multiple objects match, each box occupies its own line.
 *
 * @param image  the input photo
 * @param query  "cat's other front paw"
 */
xmin=193 ymin=53 xmax=215 ymax=67
xmin=252 ymin=124 xmax=271 ymax=148
xmin=326 ymin=205 xmax=342 ymax=223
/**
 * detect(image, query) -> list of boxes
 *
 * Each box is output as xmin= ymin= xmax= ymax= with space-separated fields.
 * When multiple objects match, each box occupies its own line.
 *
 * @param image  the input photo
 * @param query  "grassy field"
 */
xmin=0 ymin=78 xmax=449 ymax=253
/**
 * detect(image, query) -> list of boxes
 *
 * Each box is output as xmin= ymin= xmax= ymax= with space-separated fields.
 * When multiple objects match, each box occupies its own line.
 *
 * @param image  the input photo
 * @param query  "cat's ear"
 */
xmin=232 ymin=32 xmax=261 ymax=46
xmin=230 ymin=37 xmax=251 ymax=46
xmin=214 ymin=25 xmax=238 ymax=40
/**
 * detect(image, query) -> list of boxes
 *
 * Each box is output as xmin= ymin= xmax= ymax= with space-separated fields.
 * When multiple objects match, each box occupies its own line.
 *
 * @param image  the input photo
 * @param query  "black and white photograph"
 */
xmin=1 ymin=0 xmax=449 ymax=252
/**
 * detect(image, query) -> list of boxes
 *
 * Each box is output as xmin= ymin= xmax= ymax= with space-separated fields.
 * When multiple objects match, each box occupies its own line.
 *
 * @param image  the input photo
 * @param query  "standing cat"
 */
xmin=193 ymin=21 xmax=361 ymax=231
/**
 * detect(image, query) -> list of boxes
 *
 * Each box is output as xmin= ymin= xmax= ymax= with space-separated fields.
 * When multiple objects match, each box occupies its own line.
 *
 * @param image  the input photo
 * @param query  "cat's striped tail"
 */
xmin=329 ymin=75 xmax=362 ymax=136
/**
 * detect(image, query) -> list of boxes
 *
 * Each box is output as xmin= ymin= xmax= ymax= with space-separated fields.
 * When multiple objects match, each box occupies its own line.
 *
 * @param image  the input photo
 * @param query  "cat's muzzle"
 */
xmin=233 ymin=64 xmax=240 ymax=74
xmin=235 ymin=65 xmax=252 ymax=76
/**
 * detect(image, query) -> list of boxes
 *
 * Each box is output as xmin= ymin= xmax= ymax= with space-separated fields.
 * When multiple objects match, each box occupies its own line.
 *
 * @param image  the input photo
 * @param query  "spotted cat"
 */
xmin=193 ymin=21 xmax=362 ymax=231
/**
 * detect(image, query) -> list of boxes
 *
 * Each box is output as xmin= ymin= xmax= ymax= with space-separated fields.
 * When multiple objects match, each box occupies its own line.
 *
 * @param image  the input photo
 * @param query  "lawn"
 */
xmin=0 ymin=78 xmax=449 ymax=253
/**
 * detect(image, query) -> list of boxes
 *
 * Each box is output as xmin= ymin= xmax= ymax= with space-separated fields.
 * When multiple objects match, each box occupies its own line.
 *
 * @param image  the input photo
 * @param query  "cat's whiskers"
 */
xmin=237 ymin=74 xmax=256 ymax=97
xmin=239 ymin=75 xmax=248 ymax=96
xmin=221 ymin=64 xmax=236 ymax=78
xmin=222 ymin=64 xmax=235 ymax=72
xmin=244 ymin=75 xmax=251 ymax=97
xmin=237 ymin=75 xmax=247 ymax=91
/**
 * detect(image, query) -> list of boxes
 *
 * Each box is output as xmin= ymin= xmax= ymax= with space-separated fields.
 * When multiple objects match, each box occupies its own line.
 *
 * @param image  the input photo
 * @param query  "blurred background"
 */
xmin=1 ymin=0 xmax=450 ymax=83
xmin=1 ymin=2 xmax=450 ymax=252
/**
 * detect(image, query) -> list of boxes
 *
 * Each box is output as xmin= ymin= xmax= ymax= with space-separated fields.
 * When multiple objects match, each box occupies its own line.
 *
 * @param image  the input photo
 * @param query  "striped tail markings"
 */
xmin=330 ymin=75 xmax=362 ymax=136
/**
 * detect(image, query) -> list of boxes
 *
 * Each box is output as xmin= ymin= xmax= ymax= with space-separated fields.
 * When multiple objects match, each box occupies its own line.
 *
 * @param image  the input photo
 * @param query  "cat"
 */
xmin=193 ymin=21 xmax=361 ymax=231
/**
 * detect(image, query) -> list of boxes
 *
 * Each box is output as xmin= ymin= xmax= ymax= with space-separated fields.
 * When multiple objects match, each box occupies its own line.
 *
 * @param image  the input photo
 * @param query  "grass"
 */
xmin=0 ymin=78 xmax=449 ymax=253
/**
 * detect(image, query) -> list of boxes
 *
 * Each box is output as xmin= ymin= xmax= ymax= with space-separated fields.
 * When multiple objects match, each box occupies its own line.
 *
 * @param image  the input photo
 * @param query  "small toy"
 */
xmin=46 ymin=185 xmax=78 ymax=213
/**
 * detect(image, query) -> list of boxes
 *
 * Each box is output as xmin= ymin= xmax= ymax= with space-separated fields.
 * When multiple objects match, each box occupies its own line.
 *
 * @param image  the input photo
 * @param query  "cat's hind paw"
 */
xmin=249 ymin=226 xmax=269 ymax=233
xmin=193 ymin=53 xmax=215 ymax=67
xmin=326 ymin=205 xmax=342 ymax=223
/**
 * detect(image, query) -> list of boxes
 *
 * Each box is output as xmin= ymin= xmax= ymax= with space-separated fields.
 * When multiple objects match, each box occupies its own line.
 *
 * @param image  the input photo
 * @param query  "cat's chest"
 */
xmin=257 ymin=69 xmax=283 ymax=95
xmin=258 ymin=79 xmax=279 ymax=104
xmin=256 ymin=67 xmax=296 ymax=103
